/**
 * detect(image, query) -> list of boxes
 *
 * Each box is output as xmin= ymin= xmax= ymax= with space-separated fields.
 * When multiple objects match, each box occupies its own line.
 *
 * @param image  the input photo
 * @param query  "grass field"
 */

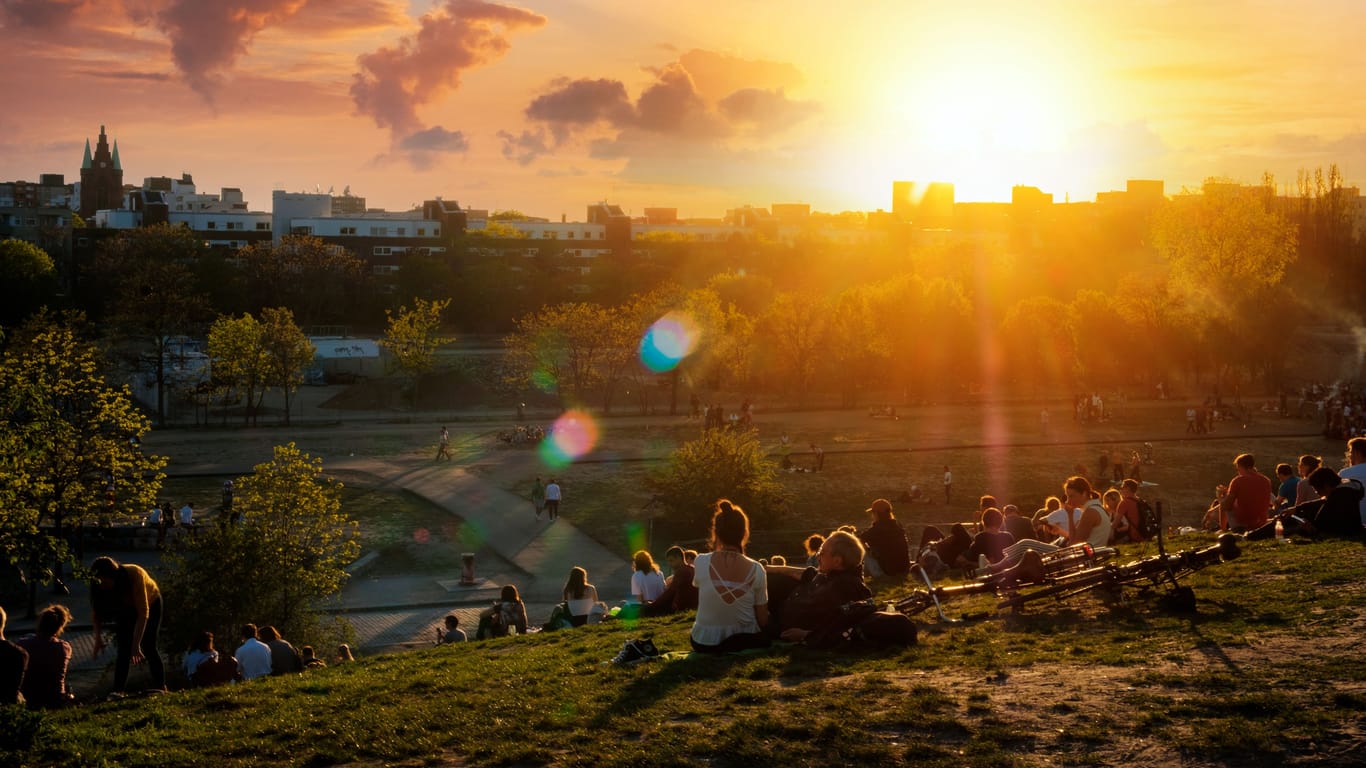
xmin=8 ymin=532 xmax=1364 ymax=767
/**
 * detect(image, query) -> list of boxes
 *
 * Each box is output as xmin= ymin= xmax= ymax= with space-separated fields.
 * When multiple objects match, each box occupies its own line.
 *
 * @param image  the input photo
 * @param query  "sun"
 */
xmin=884 ymin=33 xmax=1085 ymax=201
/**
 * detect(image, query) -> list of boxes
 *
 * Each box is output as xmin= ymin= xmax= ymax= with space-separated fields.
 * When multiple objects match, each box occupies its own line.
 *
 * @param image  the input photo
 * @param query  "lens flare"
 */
xmin=539 ymin=410 xmax=599 ymax=467
xmin=625 ymin=521 xmax=648 ymax=556
xmin=639 ymin=312 xmax=700 ymax=373
xmin=531 ymin=367 xmax=558 ymax=393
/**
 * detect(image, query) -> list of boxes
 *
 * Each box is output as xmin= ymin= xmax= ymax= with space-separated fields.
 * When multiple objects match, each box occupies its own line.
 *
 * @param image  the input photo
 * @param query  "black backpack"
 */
xmin=1135 ymin=497 xmax=1160 ymax=539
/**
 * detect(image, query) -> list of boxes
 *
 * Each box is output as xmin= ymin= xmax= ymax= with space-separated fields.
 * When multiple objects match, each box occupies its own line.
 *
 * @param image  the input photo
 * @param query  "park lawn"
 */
xmin=467 ymin=400 xmax=1332 ymax=560
xmin=9 ymin=534 xmax=1364 ymax=767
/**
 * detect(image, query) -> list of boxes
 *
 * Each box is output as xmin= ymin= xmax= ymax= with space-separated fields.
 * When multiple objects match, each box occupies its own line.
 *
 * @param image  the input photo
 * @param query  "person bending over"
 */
xmin=90 ymin=556 xmax=165 ymax=694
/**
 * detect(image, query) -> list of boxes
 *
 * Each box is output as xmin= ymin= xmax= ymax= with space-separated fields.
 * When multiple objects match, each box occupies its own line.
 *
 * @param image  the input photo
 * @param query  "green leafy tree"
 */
xmin=161 ymin=442 xmax=359 ymax=651
xmin=754 ymin=292 xmax=830 ymax=407
xmin=239 ymin=236 xmax=369 ymax=326
xmin=208 ymin=313 xmax=271 ymax=426
xmin=95 ymin=224 xmax=210 ymax=425
xmin=379 ymin=298 xmax=452 ymax=408
xmin=0 ymin=239 xmax=58 ymax=326
xmin=0 ymin=312 xmax=165 ymax=613
xmin=504 ymin=302 xmax=611 ymax=406
xmin=649 ymin=428 xmax=788 ymax=534
xmin=466 ymin=221 xmax=524 ymax=238
xmin=260 ymin=307 xmax=315 ymax=426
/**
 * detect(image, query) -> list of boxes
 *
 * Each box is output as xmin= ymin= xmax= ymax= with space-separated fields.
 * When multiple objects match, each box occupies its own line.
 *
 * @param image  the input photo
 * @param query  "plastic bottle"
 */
xmin=1274 ymin=518 xmax=1285 ymax=543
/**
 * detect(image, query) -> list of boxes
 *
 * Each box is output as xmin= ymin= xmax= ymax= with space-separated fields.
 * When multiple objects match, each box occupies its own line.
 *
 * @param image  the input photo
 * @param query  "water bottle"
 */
xmin=1274 ymin=518 xmax=1285 ymax=543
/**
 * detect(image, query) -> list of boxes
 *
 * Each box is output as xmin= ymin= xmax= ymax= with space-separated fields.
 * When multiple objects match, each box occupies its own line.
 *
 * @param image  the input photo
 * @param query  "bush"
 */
xmin=649 ymin=427 xmax=789 ymax=533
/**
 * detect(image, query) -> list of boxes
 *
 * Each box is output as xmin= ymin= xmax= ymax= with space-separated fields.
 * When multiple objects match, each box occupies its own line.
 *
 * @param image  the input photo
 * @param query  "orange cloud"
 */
xmin=350 ymin=0 xmax=546 ymax=160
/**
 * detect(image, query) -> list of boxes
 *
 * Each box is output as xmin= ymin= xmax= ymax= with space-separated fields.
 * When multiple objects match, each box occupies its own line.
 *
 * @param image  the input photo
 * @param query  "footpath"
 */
xmin=5 ymin=421 xmax=629 ymax=693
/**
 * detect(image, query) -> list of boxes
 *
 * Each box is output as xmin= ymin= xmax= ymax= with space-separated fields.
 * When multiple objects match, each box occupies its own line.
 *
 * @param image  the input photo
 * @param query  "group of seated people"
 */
xmin=181 ymin=624 xmax=350 ymax=686
xmin=1 ymin=603 xmax=76 ymax=709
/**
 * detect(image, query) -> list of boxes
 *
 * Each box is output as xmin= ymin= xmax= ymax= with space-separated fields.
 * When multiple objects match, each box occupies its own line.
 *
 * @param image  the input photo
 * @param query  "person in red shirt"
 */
xmin=1114 ymin=479 xmax=1145 ymax=543
xmin=1218 ymin=453 xmax=1273 ymax=532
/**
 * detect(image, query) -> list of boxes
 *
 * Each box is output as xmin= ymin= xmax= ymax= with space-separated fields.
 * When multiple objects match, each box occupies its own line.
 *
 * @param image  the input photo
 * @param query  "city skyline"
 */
xmin=4 ymin=1 xmax=1366 ymax=219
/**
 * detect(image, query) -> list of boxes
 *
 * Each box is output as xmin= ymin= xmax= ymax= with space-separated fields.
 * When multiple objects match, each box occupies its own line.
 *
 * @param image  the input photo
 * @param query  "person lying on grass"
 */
xmin=764 ymin=530 xmax=873 ymax=646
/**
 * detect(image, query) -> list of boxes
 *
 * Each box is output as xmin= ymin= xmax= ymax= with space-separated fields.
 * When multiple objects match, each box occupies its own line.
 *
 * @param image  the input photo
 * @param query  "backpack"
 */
xmin=1134 ymin=497 xmax=1160 ymax=540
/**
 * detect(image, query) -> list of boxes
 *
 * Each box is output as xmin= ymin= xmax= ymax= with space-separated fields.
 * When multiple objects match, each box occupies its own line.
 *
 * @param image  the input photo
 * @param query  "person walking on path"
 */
xmin=90 ymin=556 xmax=166 ymax=695
xmin=436 ymin=426 xmax=452 ymax=461
xmin=544 ymin=479 xmax=562 ymax=521
xmin=531 ymin=476 xmax=546 ymax=519
xmin=943 ymin=465 xmax=953 ymax=504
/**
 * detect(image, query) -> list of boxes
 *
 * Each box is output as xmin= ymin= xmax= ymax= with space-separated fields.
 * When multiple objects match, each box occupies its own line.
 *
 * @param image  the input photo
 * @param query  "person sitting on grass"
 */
xmin=561 ymin=567 xmax=606 ymax=626
xmin=335 ymin=644 xmax=355 ymax=664
xmin=629 ymin=551 xmax=667 ymax=606
xmin=183 ymin=630 xmax=219 ymax=680
xmin=804 ymin=534 xmax=825 ymax=568
xmin=479 ymin=585 xmax=529 ymax=638
xmin=301 ymin=646 xmax=327 ymax=669
xmin=966 ymin=508 xmax=1016 ymax=568
xmin=236 ymin=624 xmax=272 ymax=682
xmin=765 ymin=530 xmax=873 ymax=646
xmin=1246 ymin=467 xmax=1365 ymax=540
xmin=17 ymin=604 xmax=75 ymax=709
xmin=690 ymin=499 xmax=770 ymax=654
xmin=437 ymin=614 xmax=467 ymax=644
xmin=0 ymin=606 xmax=27 ymax=706
xmin=641 ymin=546 xmax=698 ymax=617
xmin=859 ymin=499 xmax=911 ymax=577
xmin=259 ymin=625 xmax=303 ymax=676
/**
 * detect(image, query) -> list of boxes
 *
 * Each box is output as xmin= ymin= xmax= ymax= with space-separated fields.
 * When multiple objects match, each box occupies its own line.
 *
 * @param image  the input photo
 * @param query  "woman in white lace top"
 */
xmin=690 ymin=499 xmax=770 ymax=653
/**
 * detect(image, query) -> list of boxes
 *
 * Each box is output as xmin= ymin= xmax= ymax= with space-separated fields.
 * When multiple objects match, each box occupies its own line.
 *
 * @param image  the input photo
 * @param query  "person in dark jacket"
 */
xmin=1247 ymin=467 xmax=1364 ymax=541
xmin=765 ymin=531 xmax=873 ymax=646
xmin=858 ymin=499 xmax=911 ymax=577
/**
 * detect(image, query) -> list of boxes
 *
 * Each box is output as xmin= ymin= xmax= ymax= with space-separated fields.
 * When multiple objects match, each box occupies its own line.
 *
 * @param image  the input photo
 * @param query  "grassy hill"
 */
xmin=8 ymin=534 xmax=1365 ymax=767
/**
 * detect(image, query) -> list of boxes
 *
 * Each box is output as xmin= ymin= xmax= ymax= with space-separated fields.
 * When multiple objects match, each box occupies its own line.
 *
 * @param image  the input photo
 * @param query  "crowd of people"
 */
xmin=7 ymin=431 xmax=1364 ymax=708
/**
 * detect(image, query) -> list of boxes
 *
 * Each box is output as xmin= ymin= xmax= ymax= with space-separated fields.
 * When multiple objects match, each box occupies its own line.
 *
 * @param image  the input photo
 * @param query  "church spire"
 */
xmin=112 ymin=140 xmax=121 ymax=170
xmin=82 ymin=139 xmax=92 ymax=169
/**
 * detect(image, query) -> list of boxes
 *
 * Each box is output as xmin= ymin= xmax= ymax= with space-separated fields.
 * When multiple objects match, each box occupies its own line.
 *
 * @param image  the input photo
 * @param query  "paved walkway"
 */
xmin=4 ymin=424 xmax=628 ymax=695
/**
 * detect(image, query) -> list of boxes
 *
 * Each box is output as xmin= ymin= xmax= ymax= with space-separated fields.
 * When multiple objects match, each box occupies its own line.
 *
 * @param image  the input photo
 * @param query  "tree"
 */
xmin=0 ymin=239 xmax=58 ymax=326
xmin=208 ymin=313 xmax=272 ymax=426
xmin=260 ymin=307 xmax=315 ymax=426
xmin=648 ymin=428 xmax=789 ymax=534
xmin=504 ymin=302 xmax=612 ymax=406
xmin=238 ymin=236 xmax=369 ymax=326
xmin=379 ymin=298 xmax=452 ymax=408
xmin=161 ymin=442 xmax=359 ymax=651
xmin=0 ymin=312 xmax=165 ymax=613
xmin=464 ymin=221 xmax=524 ymax=239
xmin=754 ymin=292 xmax=830 ymax=407
xmin=95 ymin=224 xmax=210 ymax=425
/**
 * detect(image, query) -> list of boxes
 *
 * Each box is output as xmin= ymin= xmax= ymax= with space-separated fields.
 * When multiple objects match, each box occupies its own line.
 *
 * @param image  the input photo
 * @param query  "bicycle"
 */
xmin=996 ymin=533 xmax=1241 ymax=614
xmin=895 ymin=543 xmax=1119 ymax=624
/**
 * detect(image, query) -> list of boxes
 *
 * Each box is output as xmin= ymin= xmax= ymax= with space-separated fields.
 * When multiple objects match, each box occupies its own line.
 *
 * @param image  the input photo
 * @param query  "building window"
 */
xmin=373 ymin=246 xmax=392 ymax=256
xmin=340 ymin=226 xmax=357 ymax=235
xmin=256 ymin=222 xmax=270 ymax=230
xmin=397 ymin=227 xmax=406 ymax=236
xmin=206 ymin=221 xmax=216 ymax=229
xmin=542 ymin=231 xmax=556 ymax=239
xmin=370 ymin=226 xmax=388 ymax=236
xmin=417 ymin=227 xmax=426 ymax=236
xmin=598 ymin=232 xmax=605 ymax=239
xmin=567 ymin=231 xmax=575 ymax=239
xmin=433 ymin=227 xmax=440 ymax=236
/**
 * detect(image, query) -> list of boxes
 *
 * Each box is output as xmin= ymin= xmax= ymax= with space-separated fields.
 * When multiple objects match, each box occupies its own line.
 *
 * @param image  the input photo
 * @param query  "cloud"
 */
xmin=0 ymin=0 xmax=87 ymax=30
xmin=283 ymin=0 xmax=408 ymax=37
xmin=156 ymin=0 xmax=308 ymax=98
xmin=399 ymin=125 xmax=468 ymax=153
xmin=718 ymin=88 xmax=818 ymax=131
xmin=497 ymin=128 xmax=551 ymax=165
xmin=351 ymin=0 xmax=546 ymax=141
xmin=507 ymin=49 xmax=818 ymax=168
xmin=525 ymin=77 xmax=633 ymax=141
xmin=75 ymin=68 xmax=172 ymax=81
xmin=676 ymin=48 xmax=805 ymax=101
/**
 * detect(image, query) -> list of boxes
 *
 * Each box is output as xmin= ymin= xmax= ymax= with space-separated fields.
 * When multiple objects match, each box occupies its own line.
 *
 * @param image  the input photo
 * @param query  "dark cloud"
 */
xmin=0 ymin=0 xmax=87 ymax=29
xmin=156 ymin=0 xmax=308 ymax=98
xmin=634 ymin=63 xmax=721 ymax=136
xmin=525 ymin=77 xmax=633 ymax=141
xmin=399 ymin=125 xmax=469 ymax=153
xmin=718 ymin=88 xmax=818 ymax=131
xmin=351 ymin=0 xmax=546 ymax=139
xmin=496 ymin=128 xmax=550 ymax=165
xmin=507 ymin=50 xmax=816 ymax=167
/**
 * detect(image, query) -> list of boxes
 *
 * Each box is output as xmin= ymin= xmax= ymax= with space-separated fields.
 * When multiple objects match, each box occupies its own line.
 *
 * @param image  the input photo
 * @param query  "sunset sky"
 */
xmin=3 ymin=0 xmax=1365 ymax=219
